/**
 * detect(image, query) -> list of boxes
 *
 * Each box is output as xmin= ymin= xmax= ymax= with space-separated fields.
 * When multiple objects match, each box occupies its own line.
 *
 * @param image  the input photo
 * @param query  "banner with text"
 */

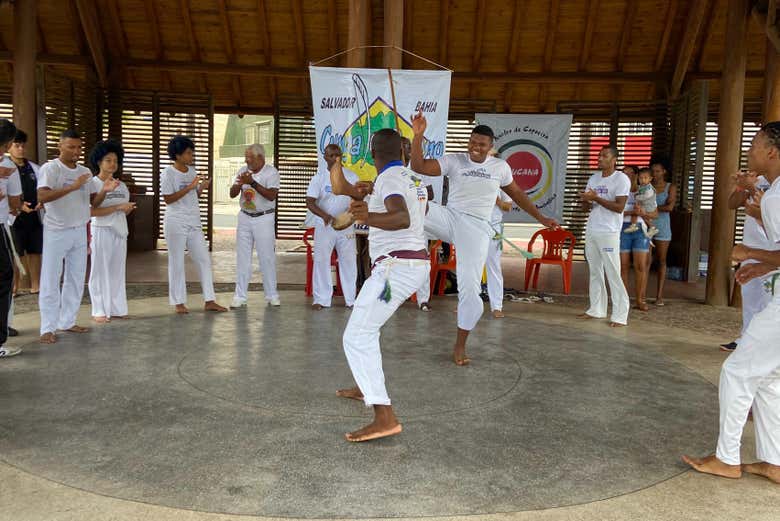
xmin=476 ymin=113 xmax=572 ymax=223
xmin=310 ymin=66 xmax=452 ymax=182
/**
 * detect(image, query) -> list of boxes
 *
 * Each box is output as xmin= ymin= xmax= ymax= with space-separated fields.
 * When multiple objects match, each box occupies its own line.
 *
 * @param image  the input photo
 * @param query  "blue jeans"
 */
xmin=620 ymin=222 xmax=650 ymax=253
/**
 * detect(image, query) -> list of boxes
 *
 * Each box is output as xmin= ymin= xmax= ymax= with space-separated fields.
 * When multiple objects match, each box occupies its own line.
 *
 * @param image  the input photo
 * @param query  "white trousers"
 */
xmin=88 ymin=227 xmax=128 ymax=318
xmin=737 ymin=271 xmax=771 ymax=344
xmin=343 ymin=260 xmax=429 ymax=406
xmin=716 ymin=300 xmax=780 ymax=465
xmin=234 ymin=211 xmax=278 ymax=302
xmin=164 ymin=221 xmax=215 ymax=306
xmin=39 ymin=225 xmax=88 ymax=334
xmin=424 ymin=203 xmax=491 ymax=330
xmin=584 ymin=232 xmax=629 ymax=324
xmin=416 ymin=267 xmax=431 ymax=305
xmin=486 ymin=232 xmax=504 ymax=311
xmin=312 ymin=223 xmax=357 ymax=307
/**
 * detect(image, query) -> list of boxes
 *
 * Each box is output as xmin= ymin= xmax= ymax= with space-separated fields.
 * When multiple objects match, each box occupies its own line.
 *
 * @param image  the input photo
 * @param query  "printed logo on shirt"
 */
xmin=603 ymin=247 xmax=614 ymax=253
xmin=178 ymin=182 xmax=190 ymax=191
xmin=242 ymin=188 xmax=257 ymax=210
xmin=105 ymin=192 xmax=125 ymax=200
xmin=595 ymin=185 xmax=609 ymax=197
xmin=461 ymin=168 xmax=492 ymax=180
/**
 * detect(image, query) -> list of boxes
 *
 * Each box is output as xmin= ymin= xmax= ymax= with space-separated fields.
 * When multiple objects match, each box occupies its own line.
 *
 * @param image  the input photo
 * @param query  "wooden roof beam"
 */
xmin=180 ymin=0 xmax=208 ymax=93
xmin=143 ymin=0 xmax=172 ymax=91
xmin=216 ymin=0 xmax=243 ymax=107
xmin=753 ymin=1 xmax=780 ymax=54
xmin=469 ymin=0 xmax=487 ymax=99
xmin=106 ymin=0 xmax=135 ymax=89
xmin=256 ymin=0 xmax=277 ymax=104
xmin=74 ymin=0 xmax=109 ymax=87
xmin=578 ymin=0 xmax=599 ymax=71
xmin=327 ymin=0 xmax=338 ymax=58
xmin=402 ymin=0 xmax=414 ymax=68
xmin=291 ymin=0 xmax=306 ymax=64
xmin=646 ymin=0 xmax=678 ymax=98
xmin=540 ymin=0 xmax=560 ymax=112
xmin=439 ymin=0 xmax=450 ymax=65
xmin=616 ymin=0 xmax=638 ymax=72
xmin=503 ymin=0 xmax=527 ymax=111
xmin=670 ymin=0 xmax=709 ymax=98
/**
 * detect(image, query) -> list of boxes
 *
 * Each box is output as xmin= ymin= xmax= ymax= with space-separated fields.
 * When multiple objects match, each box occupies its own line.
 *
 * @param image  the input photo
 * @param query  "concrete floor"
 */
xmin=1 ymin=291 xmax=778 ymax=520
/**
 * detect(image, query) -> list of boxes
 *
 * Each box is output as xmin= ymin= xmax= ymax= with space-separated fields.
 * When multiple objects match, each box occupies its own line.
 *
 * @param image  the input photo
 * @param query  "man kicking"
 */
xmin=410 ymin=112 xmax=558 ymax=365
xmin=683 ymin=122 xmax=780 ymax=485
xmin=330 ymin=128 xmax=429 ymax=442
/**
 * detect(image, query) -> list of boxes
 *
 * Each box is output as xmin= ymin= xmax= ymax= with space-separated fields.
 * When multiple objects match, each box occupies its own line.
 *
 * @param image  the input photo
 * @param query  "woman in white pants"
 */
xmin=87 ymin=140 xmax=135 ymax=323
xmin=162 ymin=136 xmax=227 ymax=314
xmin=230 ymin=144 xmax=280 ymax=308
xmin=486 ymin=191 xmax=513 ymax=318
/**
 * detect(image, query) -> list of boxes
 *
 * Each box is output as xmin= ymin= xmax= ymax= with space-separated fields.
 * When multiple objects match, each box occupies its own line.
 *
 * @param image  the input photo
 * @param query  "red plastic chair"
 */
xmin=429 ymin=240 xmax=457 ymax=296
xmin=302 ymin=228 xmax=342 ymax=297
xmin=523 ymin=228 xmax=576 ymax=295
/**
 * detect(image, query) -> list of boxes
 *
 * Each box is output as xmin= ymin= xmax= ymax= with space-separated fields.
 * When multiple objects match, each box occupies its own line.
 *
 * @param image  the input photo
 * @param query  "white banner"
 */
xmin=310 ymin=66 xmax=452 ymax=184
xmin=476 ymin=113 xmax=572 ymax=223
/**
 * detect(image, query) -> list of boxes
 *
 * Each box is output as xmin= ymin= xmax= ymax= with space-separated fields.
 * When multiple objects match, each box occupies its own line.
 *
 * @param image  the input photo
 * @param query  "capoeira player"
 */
xmin=0 ymin=118 xmax=21 ymax=358
xmin=720 ymin=170 xmax=774 ymax=351
xmin=683 ymin=122 xmax=780 ymax=485
xmin=161 ymin=136 xmax=227 ymax=314
xmin=230 ymin=144 xmax=280 ymax=308
xmin=87 ymin=140 xmax=135 ymax=323
xmin=306 ymin=144 xmax=358 ymax=309
xmin=330 ymin=128 xmax=429 ymax=442
xmin=401 ymin=136 xmax=433 ymax=311
xmin=578 ymin=145 xmax=631 ymax=327
xmin=486 ymin=190 xmax=513 ymax=318
xmin=410 ymin=112 xmax=558 ymax=366
xmin=37 ymin=130 xmax=120 ymax=344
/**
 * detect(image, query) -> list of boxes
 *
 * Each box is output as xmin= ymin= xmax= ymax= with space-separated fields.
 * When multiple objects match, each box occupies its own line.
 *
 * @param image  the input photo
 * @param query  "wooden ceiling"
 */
xmin=0 ymin=0 xmax=772 ymax=114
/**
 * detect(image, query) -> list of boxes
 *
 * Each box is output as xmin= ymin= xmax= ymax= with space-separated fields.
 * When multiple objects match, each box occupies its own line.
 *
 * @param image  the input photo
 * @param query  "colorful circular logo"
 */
xmin=497 ymin=139 xmax=553 ymax=203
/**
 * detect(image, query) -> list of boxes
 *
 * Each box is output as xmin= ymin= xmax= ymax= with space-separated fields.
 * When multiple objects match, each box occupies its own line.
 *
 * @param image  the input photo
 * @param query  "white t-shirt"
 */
xmin=490 ymin=189 xmax=513 ymax=226
xmin=437 ymin=153 xmax=513 ymax=220
xmin=306 ymin=167 xmax=359 ymax=225
xmin=37 ymin=159 xmax=97 ymax=230
xmin=160 ymin=165 xmax=201 ymax=228
xmin=0 ymin=156 xmax=22 ymax=224
xmin=742 ymin=176 xmax=773 ymax=251
xmin=585 ymin=171 xmax=631 ymax=234
xmin=90 ymin=177 xmax=130 ymax=237
xmin=235 ymin=164 xmax=280 ymax=214
xmin=368 ymin=164 xmax=428 ymax=263
xmin=760 ymin=176 xmax=780 ymax=301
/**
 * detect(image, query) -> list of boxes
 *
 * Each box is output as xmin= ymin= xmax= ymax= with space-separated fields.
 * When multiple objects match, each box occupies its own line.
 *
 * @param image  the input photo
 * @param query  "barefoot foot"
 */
xmin=175 ymin=304 xmax=189 ymax=314
xmin=742 ymin=461 xmax=780 ymax=484
xmin=204 ymin=301 xmax=228 ymax=312
xmin=39 ymin=332 xmax=57 ymax=344
xmin=682 ymin=454 xmax=741 ymax=479
xmin=336 ymin=387 xmax=364 ymax=402
xmin=93 ymin=316 xmax=110 ymax=324
xmin=63 ymin=325 xmax=89 ymax=333
xmin=312 ymin=304 xmax=323 ymax=310
xmin=346 ymin=421 xmax=402 ymax=442
xmin=453 ymin=345 xmax=471 ymax=366
xmin=609 ymin=322 xmax=627 ymax=328
xmin=577 ymin=313 xmax=598 ymax=320
xmin=492 ymin=309 xmax=505 ymax=318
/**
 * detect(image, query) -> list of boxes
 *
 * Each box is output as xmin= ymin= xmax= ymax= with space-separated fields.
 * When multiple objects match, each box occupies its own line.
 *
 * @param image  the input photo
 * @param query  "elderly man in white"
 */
xmin=230 ymin=144 xmax=280 ymax=308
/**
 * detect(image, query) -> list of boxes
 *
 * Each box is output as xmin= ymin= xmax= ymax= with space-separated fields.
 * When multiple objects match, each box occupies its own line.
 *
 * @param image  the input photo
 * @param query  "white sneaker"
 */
xmin=0 ymin=346 xmax=22 ymax=358
xmin=230 ymin=298 xmax=247 ymax=309
xmin=269 ymin=298 xmax=281 ymax=307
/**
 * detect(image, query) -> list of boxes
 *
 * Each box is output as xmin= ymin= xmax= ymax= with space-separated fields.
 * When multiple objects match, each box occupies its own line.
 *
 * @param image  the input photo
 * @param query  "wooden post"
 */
xmin=705 ymin=0 xmax=749 ymax=306
xmin=347 ymin=0 xmax=369 ymax=68
xmin=383 ymin=0 xmax=403 ymax=69
xmin=12 ymin=0 xmax=38 ymax=161
xmin=765 ymin=42 xmax=780 ymax=121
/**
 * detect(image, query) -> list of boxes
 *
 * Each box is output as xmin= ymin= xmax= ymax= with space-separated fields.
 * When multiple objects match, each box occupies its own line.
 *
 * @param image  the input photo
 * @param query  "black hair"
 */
xmin=760 ymin=121 xmax=780 ymax=152
xmin=0 ymin=119 xmax=18 ymax=145
xmin=370 ymin=128 xmax=402 ymax=162
xmin=89 ymin=139 xmax=125 ymax=174
xmin=649 ymin=155 xmax=671 ymax=173
xmin=471 ymin=124 xmax=495 ymax=140
xmin=167 ymin=135 xmax=195 ymax=161
xmin=324 ymin=143 xmax=342 ymax=154
xmin=623 ymin=164 xmax=640 ymax=175
xmin=60 ymin=129 xmax=81 ymax=140
xmin=601 ymin=145 xmax=619 ymax=159
xmin=637 ymin=167 xmax=652 ymax=176
xmin=13 ymin=129 xmax=27 ymax=144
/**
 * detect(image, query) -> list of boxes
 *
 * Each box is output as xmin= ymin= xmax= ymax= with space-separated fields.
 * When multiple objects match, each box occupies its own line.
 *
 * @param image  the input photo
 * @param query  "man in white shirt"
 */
xmin=306 ymin=144 xmax=358 ymax=310
xmin=0 ymin=119 xmax=22 ymax=358
xmin=230 ymin=144 xmax=281 ymax=308
xmin=486 ymin=191 xmax=513 ymax=318
xmin=683 ymin=122 xmax=780 ymax=485
xmin=410 ymin=113 xmax=558 ymax=366
xmin=578 ymin=145 xmax=631 ymax=327
xmin=37 ymin=129 xmax=120 ymax=344
xmin=330 ymin=128 xmax=429 ymax=442
xmin=720 ymin=172 xmax=775 ymax=351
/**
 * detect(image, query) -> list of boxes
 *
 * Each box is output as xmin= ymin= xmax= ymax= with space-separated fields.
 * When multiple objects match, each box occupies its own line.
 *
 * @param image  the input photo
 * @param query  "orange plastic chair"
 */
xmin=523 ymin=228 xmax=576 ymax=295
xmin=302 ymin=228 xmax=342 ymax=297
xmin=429 ymin=240 xmax=457 ymax=296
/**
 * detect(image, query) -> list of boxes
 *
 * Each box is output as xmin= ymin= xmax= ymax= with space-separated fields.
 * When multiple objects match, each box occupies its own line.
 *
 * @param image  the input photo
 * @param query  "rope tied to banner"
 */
xmin=310 ymin=46 xmax=452 ymax=72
